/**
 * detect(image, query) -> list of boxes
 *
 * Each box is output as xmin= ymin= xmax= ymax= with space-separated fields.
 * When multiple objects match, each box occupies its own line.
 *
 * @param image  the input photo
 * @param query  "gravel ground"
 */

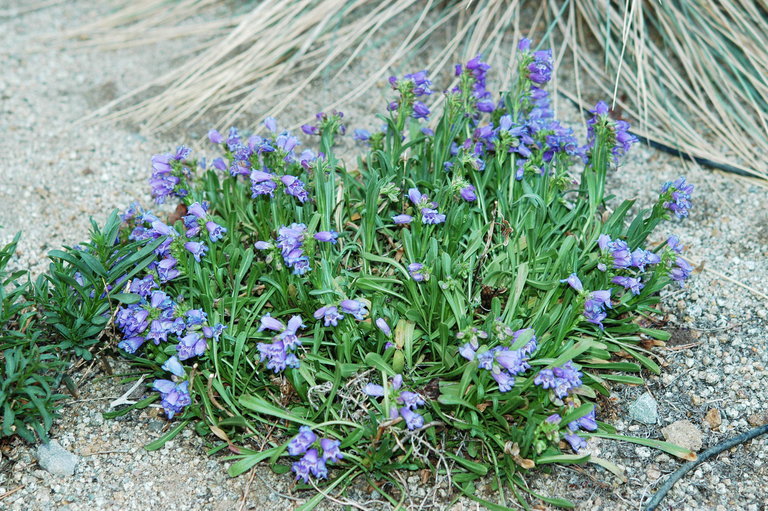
xmin=1 ymin=2 xmax=767 ymax=510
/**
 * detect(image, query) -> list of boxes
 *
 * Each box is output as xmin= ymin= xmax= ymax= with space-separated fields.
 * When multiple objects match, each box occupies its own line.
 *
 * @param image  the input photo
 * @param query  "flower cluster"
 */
xmin=459 ymin=326 xmax=537 ymax=393
xmin=302 ymin=111 xmax=346 ymax=137
xmin=365 ymin=374 xmax=427 ymax=430
xmin=392 ymin=187 xmax=446 ymax=225
xmin=184 ymin=202 xmax=227 ymax=243
xmin=313 ymin=299 xmax=368 ymax=326
xmin=407 ymin=262 xmax=429 ymax=282
xmin=583 ymin=289 xmax=612 ymax=329
xmin=586 ymin=101 xmax=637 ymax=163
xmin=276 ymin=223 xmax=310 ymax=275
xmin=389 ymin=70 xmax=433 ymax=120
xmin=98 ymin=36 xmax=702 ymax=493
xmin=250 ymin=170 xmax=310 ymax=202
xmin=541 ymin=406 xmax=597 ymax=454
xmin=151 ymin=380 xmax=191 ymax=420
xmin=115 ymin=288 xmax=224 ymax=418
xmin=660 ymin=177 xmax=694 ymax=218
xmin=455 ymin=55 xmax=495 ymax=112
xmin=149 ymin=146 xmax=192 ymax=203
xmin=288 ymin=426 xmax=344 ymax=483
xmin=518 ymin=38 xmax=553 ymax=85
xmin=256 ymin=314 xmax=305 ymax=372
xmin=534 ymin=361 xmax=583 ymax=399
xmin=255 ymin=225 xmax=338 ymax=276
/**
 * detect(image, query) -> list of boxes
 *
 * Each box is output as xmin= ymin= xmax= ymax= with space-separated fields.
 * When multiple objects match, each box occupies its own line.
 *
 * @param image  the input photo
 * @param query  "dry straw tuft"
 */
xmin=62 ymin=0 xmax=768 ymax=180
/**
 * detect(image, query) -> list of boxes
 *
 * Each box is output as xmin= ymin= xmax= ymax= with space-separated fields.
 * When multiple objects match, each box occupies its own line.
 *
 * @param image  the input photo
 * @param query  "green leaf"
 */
xmin=536 ymin=453 xmax=590 ymax=465
xmin=364 ymin=353 xmax=395 ymax=376
xmin=239 ymin=394 xmax=312 ymax=425
xmin=444 ymin=452 xmax=488 ymax=475
xmin=587 ymin=432 xmax=697 ymax=461
xmin=227 ymin=447 xmax=280 ymax=477
xmin=144 ymin=419 xmax=190 ymax=451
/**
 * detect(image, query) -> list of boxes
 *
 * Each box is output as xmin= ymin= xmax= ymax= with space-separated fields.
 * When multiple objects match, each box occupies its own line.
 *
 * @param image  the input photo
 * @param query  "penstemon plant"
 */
xmin=103 ymin=39 xmax=695 ymax=509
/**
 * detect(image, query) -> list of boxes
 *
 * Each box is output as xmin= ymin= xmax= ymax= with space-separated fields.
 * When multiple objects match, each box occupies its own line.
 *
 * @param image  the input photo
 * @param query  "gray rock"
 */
xmin=36 ymin=440 xmax=78 ymax=477
xmin=628 ymin=392 xmax=658 ymax=424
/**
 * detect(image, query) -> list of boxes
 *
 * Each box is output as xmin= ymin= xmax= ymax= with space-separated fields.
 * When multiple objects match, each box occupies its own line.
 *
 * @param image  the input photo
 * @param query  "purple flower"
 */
xmin=518 ymin=38 xmax=531 ymax=52
xmin=375 ymin=318 xmax=391 ymax=337
xmin=392 ymin=214 xmax=413 ymax=224
xmin=301 ymin=124 xmax=319 ymax=136
xmin=398 ymin=391 xmax=425 ymax=410
xmin=661 ymin=177 xmax=694 ymax=218
xmin=250 ymin=170 xmax=278 ymax=197
xmin=129 ymin=274 xmax=157 ymax=297
xmin=153 ymin=380 xmax=191 ymax=419
xmin=320 ymin=438 xmax=343 ymax=463
xmin=491 ymin=369 xmax=514 ymax=392
xmin=670 ymin=257 xmax=693 ymax=286
xmin=459 ymin=185 xmax=477 ymax=202
xmin=407 ymin=188 xmax=424 ymax=206
xmin=586 ymin=101 xmax=637 ymax=162
xmin=399 ymin=407 xmax=424 ymax=430
xmin=421 ymin=208 xmax=446 ymax=225
xmin=145 ymin=319 xmax=171 ymax=344
xmin=226 ymin=127 xmax=241 ymax=147
xmin=403 ymin=70 xmax=433 ymax=96
xmin=208 ymin=129 xmax=223 ymax=144
xmin=535 ymin=361 xmax=582 ymax=398
xmin=667 ymin=235 xmax=683 ymax=253
xmin=408 ymin=262 xmax=428 ymax=282
xmin=495 ymin=348 xmax=530 ymax=375
xmin=353 ymin=129 xmax=370 ymax=143
xmin=264 ymin=116 xmax=278 ymax=133
xmin=412 ymin=101 xmax=430 ymax=120
xmin=364 ymin=383 xmax=385 ymax=397
xmin=185 ymin=309 xmax=207 ymax=326
xmin=476 ymin=350 xmax=494 ymax=370
xmin=162 ymin=356 xmax=185 ymax=377
xmin=202 ymin=323 xmax=226 ymax=341
xmin=583 ymin=289 xmax=612 ymax=329
xmin=259 ymin=314 xmax=285 ymax=333
xmin=545 ymin=413 xmax=561 ymax=424
xmin=276 ymin=133 xmax=299 ymax=154
xmin=612 ymin=275 xmax=644 ymax=295
xmin=281 ymin=175 xmax=310 ymax=203
xmin=565 ymin=433 xmax=588 ymax=452
xmin=187 ymin=202 xmax=208 ymax=219
xmin=288 ymin=426 xmax=317 ymax=456
xmin=205 ymin=221 xmax=227 ymax=242
xmin=211 ymin=157 xmax=227 ymax=171
xmin=560 ymin=273 xmax=583 ymax=292
xmin=609 ymin=240 xmax=631 ymax=268
xmin=257 ymin=340 xmax=299 ymax=373
xmin=176 ymin=332 xmax=207 ymax=360
xmin=278 ymin=315 xmax=305 ymax=350
xmin=458 ymin=343 xmax=476 ymax=361
xmin=527 ymin=49 xmax=553 ymax=85
xmin=184 ymin=241 xmax=208 ymax=262
xmin=569 ymin=408 xmax=598 ymax=432
xmin=157 ymin=257 xmax=180 ymax=282
xmin=292 ymin=449 xmax=327 ymax=483
xmin=254 ymin=240 xmax=272 ymax=250
xmin=118 ymin=336 xmax=146 ymax=354
xmin=314 ymin=231 xmax=338 ymax=243
xmin=314 ymin=306 xmax=343 ymax=327
xmin=631 ymin=249 xmax=661 ymax=271
xmin=340 ymin=299 xmax=368 ymax=320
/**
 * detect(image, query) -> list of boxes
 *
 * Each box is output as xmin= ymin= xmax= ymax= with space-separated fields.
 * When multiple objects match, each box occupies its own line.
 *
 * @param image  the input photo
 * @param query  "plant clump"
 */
xmin=93 ymin=39 xmax=695 ymax=508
